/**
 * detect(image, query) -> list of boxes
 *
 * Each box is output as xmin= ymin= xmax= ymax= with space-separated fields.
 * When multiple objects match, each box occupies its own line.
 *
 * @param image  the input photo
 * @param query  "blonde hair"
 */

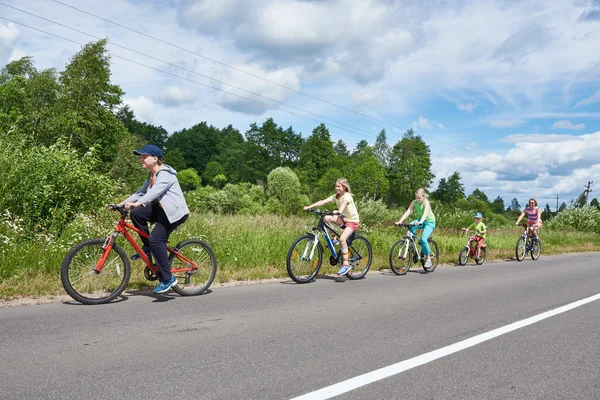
xmin=336 ymin=178 xmax=352 ymax=198
xmin=415 ymin=188 xmax=428 ymax=199
xmin=528 ymin=198 xmax=538 ymax=207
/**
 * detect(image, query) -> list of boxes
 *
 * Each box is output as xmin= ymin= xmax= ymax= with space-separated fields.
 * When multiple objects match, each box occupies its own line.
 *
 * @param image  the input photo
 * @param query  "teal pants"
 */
xmin=410 ymin=220 xmax=436 ymax=256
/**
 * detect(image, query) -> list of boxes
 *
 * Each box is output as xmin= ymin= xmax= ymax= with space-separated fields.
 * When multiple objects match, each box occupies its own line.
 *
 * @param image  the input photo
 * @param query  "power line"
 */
xmin=48 ymin=0 xmax=525 ymax=168
xmin=0 ymin=2 xmax=372 ymax=138
xmin=0 ymin=14 xmax=528 ymax=182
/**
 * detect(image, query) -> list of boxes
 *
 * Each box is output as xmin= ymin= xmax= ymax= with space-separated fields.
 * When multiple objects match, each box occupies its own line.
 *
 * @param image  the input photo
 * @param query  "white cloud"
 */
xmin=0 ymin=22 xmax=21 ymax=66
xmin=490 ymin=118 xmax=526 ymax=128
xmin=412 ymin=116 xmax=444 ymax=129
xmin=351 ymin=87 xmax=387 ymax=108
xmin=154 ymin=86 xmax=198 ymax=107
xmin=552 ymin=120 xmax=586 ymax=130
xmin=432 ymin=131 xmax=600 ymax=205
xmin=458 ymin=102 xmax=477 ymax=112
xmin=575 ymin=88 xmax=600 ymax=107
xmin=123 ymin=96 xmax=155 ymax=123
xmin=212 ymin=63 xmax=301 ymax=115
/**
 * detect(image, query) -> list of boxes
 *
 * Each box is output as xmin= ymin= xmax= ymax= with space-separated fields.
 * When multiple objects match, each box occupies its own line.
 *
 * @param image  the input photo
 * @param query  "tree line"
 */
xmin=1 ymin=39 xmax=598 ymax=233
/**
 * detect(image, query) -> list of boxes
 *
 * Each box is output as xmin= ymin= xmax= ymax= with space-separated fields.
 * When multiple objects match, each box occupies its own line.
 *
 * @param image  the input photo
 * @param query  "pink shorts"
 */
xmin=526 ymin=220 xmax=542 ymax=227
xmin=470 ymin=236 xmax=484 ymax=247
xmin=344 ymin=222 xmax=360 ymax=232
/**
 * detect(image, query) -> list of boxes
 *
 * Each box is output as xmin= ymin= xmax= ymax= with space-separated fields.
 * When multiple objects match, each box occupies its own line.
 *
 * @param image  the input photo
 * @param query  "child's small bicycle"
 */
xmin=515 ymin=223 xmax=542 ymax=261
xmin=389 ymin=223 xmax=440 ymax=275
xmin=458 ymin=229 xmax=486 ymax=266
xmin=60 ymin=204 xmax=218 ymax=305
xmin=286 ymin=209 xmax=373 ymax=283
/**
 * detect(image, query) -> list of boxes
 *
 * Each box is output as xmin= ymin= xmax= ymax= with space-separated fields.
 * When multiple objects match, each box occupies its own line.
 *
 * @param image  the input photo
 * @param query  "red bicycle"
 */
xmin=458 ymin=229 xmax=486 ymax=266
xmin=61 ymin=204 xmax=217 ymax=305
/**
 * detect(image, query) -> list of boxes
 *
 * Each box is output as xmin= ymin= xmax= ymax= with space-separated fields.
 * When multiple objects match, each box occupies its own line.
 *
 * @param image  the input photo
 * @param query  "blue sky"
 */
xmin=1 ymin=0 xmax=600 ymax=209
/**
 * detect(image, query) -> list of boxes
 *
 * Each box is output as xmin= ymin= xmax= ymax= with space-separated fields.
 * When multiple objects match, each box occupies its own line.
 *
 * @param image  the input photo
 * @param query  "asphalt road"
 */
xmin=1 ymin=252 xmax=599 ymax=400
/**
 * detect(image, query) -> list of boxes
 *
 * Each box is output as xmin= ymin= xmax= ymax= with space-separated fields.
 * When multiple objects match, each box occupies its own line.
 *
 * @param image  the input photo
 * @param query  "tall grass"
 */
xmin=1 ymin=211 xmax=599 ymax=300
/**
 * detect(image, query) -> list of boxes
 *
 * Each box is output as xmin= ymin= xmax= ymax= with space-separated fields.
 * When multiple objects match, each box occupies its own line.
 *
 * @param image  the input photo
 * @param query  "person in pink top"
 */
xmin=515 ymin=198 xmax=542 ymax=240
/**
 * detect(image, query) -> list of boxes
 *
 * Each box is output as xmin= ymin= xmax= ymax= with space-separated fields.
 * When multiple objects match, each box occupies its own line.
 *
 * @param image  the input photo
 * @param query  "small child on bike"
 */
xmin=462 ymin=212 xmax=487 ymax=261
xmin=395 ymin=188 xmax=436 ymax=268
xmin=304 ymin=178 xmax=360 ymax=276
xmin=121 ymin=144 xmax=190 ymax=294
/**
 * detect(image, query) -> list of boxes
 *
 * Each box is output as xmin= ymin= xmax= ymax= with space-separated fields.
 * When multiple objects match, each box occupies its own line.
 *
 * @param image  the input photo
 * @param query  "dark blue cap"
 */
xmin=133 ymin=144 xmax=163 ymax=158
xmin=475 ymin=212 xmax=483 ymax=218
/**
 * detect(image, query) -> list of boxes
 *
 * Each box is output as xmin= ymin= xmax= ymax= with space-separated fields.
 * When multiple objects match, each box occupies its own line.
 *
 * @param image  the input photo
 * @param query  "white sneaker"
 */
xmin=424 ymin=259 xmax=432 ymax=268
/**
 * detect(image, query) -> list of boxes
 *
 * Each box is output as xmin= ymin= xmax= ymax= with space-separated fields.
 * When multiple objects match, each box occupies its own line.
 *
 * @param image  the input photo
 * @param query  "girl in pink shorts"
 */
xmin=304 ymin=178 xmax=360 ymax=276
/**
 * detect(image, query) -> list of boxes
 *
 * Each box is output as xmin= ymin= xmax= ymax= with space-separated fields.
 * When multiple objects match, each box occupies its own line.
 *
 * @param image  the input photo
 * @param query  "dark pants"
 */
xmin=130 ymin=203 xmax=188 ymax=283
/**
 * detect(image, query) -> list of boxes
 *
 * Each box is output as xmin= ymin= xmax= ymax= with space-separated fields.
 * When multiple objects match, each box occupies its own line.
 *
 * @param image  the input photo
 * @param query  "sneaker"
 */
xmin=332 ymin=239 xmax=339 ymax=246
xmin=336 ymin=264 xmax=352 ymax=276
xmin=152 ymin=276 xmax=178 ymax=294
xmin=424 ymin=259 xmax=433 ymax=268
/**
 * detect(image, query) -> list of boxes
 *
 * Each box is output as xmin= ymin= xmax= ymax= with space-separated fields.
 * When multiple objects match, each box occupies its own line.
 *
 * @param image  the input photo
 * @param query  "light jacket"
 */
xmin=124 ymin=165 xmax=189 ymax=224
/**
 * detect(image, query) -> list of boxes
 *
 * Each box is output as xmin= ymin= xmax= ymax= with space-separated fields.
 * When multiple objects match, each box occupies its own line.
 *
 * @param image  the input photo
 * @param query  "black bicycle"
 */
xmin=515 ymin=223 xmax=542 ymax=261
xmin=286 ymin=209 xmax=373 ymax=283
xmin=389 ymin=223 xmax=440 ymax=275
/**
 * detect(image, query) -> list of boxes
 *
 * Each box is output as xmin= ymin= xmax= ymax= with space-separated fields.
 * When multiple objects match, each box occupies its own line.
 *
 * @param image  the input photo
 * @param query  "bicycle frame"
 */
xmin=96 ymin=208 xmax=198 ymax=274
xmin=304 ymin=211 xmax=357 ymax=262
xmin=464 ymin=230 xmax=482 ymax=257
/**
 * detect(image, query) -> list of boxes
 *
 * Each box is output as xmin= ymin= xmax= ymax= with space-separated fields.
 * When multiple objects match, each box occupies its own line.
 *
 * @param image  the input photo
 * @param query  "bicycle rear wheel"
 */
xmin=516 ymin=237 xmax=526 ymax=261
xmin=389 ymin=239 xmax=412 ymax=275
xmin=530 ymin=239 xmax=542 ymax=260
xmin=346 ymin=236 xmax=373 ymax=280
xmin=170 ymin=239 xmax=218 ymax=296
xmin=458 ymin=246 xmax=469 ymax=265
xmin=61 ymin=238 xmax=131 ymax=305
xmin=423 ymin=240 xmax=440 ymax=272
xmin=286 ymin=235 xmax=323 ymax=283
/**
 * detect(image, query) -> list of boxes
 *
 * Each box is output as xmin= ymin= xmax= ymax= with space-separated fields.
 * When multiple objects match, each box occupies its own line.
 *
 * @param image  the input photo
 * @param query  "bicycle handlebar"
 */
xmin=395 ymin=223 xmax=418 ymax=228
xmin=305 ymin=209 xmax=335 ymax=216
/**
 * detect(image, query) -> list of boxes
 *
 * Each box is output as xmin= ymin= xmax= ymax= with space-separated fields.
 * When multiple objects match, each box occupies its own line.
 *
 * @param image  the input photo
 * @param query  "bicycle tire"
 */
xmin=61 ymin=238 xmax=131 ymax=305
xmin=286 ymin=235 xmax=323 ymax=283
xmin=476 ymin=247 xmax=487 ymax=265
xmin=515 ymin=236 xmax=526 ymax=261
xmin=170 ymin=239 xmax=218 ymax=296
xmin=458 ymin=246 xmax=469 ymax=266
xmin=423 ymin=240 xmax=439 ymax=272
xmin=530 ymin=239 xmax=542 ymax=260
xmin=346 ymin=236 xmax=372 ymax=280
xmin=389 ymin=239 xmax=412 ymax=275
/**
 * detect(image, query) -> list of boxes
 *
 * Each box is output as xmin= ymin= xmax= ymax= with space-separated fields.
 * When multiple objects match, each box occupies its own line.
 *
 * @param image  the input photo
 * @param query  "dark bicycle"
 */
xmin=286 ymin=209 xmax=373 ymax=283
xmin=516 ymin=223 xmax=542 ymax=261
xmin=389 ymin=223 xmax=440 ymax=275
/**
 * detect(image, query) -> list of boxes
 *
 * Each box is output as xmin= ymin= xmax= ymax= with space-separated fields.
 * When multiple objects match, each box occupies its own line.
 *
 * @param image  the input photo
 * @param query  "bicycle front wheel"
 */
xmin=458 ymin=246 xmax=469 ymax=265
xmin=531 ymin=239 xmax=542 ymax=260
xmin=61 ymin=238 xmax=131 ymax=305
xmin=286 ymin=235 xmax=323 ymax=283
xmin=516 ymin=237 xmax=526 ymax=261
xmin=170 ymin=239 xmax=218 ymax=296
xmin=389 ymin=239 xmax=412 ymax=275
xmin=423 ymin=240 xmax=440 ymax=272
xmin=476 ymin=247 xmax=487 ymax=265
xmin=346 ymin=236 xmax=373 ymax=280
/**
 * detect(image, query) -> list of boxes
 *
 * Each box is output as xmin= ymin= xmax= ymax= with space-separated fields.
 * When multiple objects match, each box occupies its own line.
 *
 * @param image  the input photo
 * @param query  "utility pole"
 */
xmin=584 ymin=181 xmax=593 ymax=205
xmin=556 ymin=194 xmax=559 ymax=212
xmin=570 ymin=198 xmax=574 ymax=208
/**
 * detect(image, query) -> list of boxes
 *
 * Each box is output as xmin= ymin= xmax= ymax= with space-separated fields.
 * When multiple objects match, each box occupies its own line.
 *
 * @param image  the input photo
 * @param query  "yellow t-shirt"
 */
xmin=327 ymin=192 xmax=359 ymax=223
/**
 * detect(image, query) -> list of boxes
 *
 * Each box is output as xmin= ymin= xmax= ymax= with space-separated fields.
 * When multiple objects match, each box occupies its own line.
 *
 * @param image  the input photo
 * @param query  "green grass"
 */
xmin=1 ymin=212 xmax=599 ymax=300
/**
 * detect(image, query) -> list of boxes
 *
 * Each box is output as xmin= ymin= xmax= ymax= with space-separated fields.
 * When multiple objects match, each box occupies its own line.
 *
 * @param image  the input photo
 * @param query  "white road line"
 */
xmin=292 ymin=292 xmax=600 ymax=400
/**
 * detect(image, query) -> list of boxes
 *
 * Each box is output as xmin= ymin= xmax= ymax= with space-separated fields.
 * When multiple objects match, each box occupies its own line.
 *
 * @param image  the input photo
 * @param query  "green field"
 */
xmin=1 ymin=212 xmax=599 ymax=301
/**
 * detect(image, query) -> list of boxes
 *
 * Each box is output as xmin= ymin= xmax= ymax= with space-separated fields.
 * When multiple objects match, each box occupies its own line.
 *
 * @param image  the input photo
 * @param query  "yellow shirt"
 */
xmin=327 ymin=192 xmax=359 ymax=223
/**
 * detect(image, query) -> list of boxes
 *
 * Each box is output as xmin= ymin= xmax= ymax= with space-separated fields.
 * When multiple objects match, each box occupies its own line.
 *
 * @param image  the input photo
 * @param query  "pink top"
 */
xmin=525 ymin=206 xmax=540 ymax=223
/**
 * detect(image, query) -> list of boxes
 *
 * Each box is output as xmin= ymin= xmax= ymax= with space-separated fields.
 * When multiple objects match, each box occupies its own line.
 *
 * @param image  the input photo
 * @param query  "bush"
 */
xmin=185 ymin=185 xmax=217 ymax=211
xmin=545 ymin=206 xmax=600 ymax=233
xmin=178 ymin=168 xmax=201 ymax=192
xmin=356 ymin=197 xmax=392 ymax=228
xmin=0 ymin=137 xmax=116 ymax=233
xmin=266 ymin=167 xmax=302 ymax=215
